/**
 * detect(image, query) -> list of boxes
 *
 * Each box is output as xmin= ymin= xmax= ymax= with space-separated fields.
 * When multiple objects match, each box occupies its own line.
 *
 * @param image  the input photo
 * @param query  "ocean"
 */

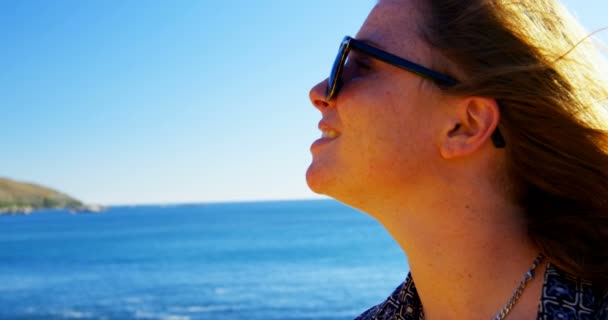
xmin=0 ymin=200 xmax=408 ymax=320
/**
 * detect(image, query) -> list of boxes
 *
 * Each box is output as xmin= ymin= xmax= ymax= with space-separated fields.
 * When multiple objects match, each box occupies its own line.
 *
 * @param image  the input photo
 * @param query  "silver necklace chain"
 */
xmin=492 ymin=253 xmax=545 ymax=320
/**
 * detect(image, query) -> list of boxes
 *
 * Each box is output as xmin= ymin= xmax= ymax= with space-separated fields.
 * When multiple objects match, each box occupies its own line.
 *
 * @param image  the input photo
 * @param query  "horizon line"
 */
xmin=100 ymin=196 xmax=332 ymax=207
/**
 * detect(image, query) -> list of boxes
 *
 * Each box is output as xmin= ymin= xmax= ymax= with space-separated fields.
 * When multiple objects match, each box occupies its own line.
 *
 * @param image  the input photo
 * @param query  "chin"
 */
xmin=305 ymin=164 xmax=325 ymax=195
xmin=305 ymin=162 xmax=335 ymax=196
xmin=306 ymin=163 xmax=373 ymax=211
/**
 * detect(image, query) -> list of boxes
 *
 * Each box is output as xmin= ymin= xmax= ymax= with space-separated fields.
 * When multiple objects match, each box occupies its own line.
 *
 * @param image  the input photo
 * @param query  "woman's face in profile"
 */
xmin=307 ymin=0 xmax=448 ymax=206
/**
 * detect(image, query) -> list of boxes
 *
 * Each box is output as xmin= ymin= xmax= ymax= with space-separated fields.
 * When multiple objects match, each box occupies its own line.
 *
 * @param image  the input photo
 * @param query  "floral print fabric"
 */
xmin=355 ymin=263 xmax=608 ymax=320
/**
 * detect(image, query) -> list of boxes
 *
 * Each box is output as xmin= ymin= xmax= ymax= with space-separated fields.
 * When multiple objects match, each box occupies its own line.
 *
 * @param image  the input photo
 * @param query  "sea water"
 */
xmin=0 ymin=200 xmax=408 ymax=320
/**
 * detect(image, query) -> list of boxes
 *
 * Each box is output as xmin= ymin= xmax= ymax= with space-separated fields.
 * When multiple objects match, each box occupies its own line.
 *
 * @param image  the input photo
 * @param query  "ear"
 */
xmin=439 ymin=97 xmax=500 ymax=159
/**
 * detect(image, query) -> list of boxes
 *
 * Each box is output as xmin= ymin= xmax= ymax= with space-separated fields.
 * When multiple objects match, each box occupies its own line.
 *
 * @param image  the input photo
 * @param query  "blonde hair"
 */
xmin=420 ymin=0 xmax=608 ymax=287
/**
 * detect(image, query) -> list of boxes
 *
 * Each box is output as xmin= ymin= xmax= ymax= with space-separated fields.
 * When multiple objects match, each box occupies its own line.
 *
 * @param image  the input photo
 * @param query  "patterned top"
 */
xmin=354 ymin=263 xmax=608 ymax=320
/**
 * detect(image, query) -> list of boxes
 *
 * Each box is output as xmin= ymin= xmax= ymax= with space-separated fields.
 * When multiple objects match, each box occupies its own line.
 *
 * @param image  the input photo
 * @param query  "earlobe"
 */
xmin=439 ymin=97 xmax=500 ymax=159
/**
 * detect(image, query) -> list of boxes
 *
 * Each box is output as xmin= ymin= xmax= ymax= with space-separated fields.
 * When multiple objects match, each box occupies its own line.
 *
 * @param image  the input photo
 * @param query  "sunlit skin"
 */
xmin=307 ymin=0 xmax=544 ymax=319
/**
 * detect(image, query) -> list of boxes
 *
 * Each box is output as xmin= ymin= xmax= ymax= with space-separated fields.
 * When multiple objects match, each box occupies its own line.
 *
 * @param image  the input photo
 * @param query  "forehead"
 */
xmin=355 ymin=0 xmax=426 ymax=60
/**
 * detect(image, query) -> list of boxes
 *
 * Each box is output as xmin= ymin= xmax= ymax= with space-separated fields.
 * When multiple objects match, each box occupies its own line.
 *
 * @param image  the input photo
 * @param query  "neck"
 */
xmin=360 ymin=180 xmax=545 ymax=319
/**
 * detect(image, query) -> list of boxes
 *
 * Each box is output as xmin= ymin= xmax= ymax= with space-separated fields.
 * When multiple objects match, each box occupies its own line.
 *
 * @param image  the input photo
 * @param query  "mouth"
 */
xmin=318 ymin=121 xmax=341 ymax=140
xmin=321 ymin=129 xmax=340 ymax=139
xmin=311 ymin=122 xmax=341 ymax=153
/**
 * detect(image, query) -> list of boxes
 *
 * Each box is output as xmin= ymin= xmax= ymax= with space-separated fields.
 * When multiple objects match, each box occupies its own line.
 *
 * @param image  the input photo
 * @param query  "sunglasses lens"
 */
xmin=327 ymin=52 xmax=340 ymax=100
xmin=326 ymin=39 xmax=349 ymax=101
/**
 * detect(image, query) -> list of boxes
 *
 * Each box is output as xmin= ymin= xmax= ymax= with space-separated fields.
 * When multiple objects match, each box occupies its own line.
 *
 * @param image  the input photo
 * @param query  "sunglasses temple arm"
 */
xmin=491 ymin=128 xmax=506 ymax=148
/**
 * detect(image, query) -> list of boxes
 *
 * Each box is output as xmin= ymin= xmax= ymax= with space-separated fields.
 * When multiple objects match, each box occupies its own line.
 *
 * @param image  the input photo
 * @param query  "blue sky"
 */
xmin=1 ymin=0 xmax=606 ymax=205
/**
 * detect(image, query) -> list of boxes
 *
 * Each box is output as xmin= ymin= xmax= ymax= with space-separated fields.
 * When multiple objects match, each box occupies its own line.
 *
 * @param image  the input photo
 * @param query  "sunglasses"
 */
xmin=326 ymin=36 xmax=505 ymax=148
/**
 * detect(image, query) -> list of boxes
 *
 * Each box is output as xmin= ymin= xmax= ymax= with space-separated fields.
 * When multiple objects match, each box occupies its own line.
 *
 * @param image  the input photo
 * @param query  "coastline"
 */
xmin=0 ymin=204 xmax=107 ymax=215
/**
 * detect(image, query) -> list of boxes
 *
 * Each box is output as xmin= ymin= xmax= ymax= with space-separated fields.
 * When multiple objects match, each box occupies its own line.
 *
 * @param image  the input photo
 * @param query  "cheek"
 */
xmin=360 ymin=91 xmax=423 ymax=144
xmin=345 ymin=91 xmax=436 ymax=177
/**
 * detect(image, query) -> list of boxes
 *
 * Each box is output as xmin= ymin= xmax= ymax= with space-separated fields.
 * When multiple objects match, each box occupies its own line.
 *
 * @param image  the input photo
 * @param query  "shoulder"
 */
xmin=354 ymin=273 xmax=422 ymax=320
xmin=538 ymin=263 xmax=608 ymax=320
xmin=596 ymin=292 xmax=608 ymax=320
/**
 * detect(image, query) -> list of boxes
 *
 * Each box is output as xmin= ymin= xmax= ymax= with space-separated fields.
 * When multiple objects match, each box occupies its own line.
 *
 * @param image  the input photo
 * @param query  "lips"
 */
xmin=311 ymin=121 xmax=341 ymax=153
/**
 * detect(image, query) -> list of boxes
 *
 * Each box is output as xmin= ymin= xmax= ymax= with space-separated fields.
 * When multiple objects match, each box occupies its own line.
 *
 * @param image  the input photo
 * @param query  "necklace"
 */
xmin=492 ymin=253 xmax=545 ymax=320
xmin=415 ymin=253 xmax=545 ymax=320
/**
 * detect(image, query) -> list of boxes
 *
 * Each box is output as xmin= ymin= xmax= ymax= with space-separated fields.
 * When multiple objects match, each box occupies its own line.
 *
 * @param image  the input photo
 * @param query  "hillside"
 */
xmin=0 ymin=177 xmax=83 ymax=213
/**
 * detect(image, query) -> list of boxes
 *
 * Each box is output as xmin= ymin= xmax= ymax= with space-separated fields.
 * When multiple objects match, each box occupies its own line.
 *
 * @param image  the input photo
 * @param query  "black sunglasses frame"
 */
xmin=326 ymin=36 xmax=505 ymax=148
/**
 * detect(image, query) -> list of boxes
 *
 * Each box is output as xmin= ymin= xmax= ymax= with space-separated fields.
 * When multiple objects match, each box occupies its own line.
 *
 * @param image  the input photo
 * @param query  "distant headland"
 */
xmin=0 ymin=177 xmax=106 ymax=215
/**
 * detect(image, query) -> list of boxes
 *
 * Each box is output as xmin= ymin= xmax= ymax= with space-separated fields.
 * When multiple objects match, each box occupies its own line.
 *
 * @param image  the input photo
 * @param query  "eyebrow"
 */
xmin=356 ymin=38 xmax=387 ymax=51
xmin=354 ymin=38 xmax=384 ymax=50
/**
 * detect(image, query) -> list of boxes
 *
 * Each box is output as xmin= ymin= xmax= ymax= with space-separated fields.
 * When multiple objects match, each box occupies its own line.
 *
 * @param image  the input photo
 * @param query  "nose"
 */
xmin=309 ymin=79 xmax=334 ymax=112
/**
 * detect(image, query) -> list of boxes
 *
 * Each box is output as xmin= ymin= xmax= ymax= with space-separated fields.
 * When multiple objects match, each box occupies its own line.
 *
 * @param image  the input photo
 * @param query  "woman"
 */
xmin=306 ymin=0 xmax=608 ymax=319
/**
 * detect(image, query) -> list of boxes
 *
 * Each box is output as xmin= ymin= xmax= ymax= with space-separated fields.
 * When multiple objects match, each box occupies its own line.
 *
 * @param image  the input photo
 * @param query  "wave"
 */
xmin=134 ymin=310 xmax=190 ymax=320
xmin=168 ymin=305 xmax=237 ymax=313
